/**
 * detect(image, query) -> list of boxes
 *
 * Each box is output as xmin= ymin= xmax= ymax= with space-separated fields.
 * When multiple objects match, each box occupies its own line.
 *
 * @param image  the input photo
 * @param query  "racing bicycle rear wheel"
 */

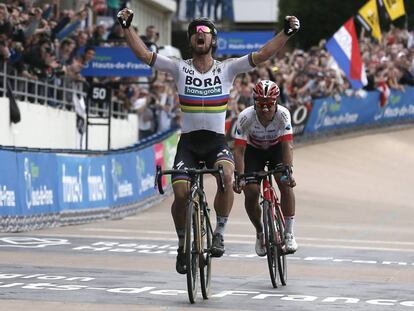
xmin=199 ymin=201 xmax=212 ymax=299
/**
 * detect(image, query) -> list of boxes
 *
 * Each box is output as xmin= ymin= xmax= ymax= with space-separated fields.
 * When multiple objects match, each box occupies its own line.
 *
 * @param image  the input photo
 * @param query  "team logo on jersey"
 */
xmin=184 ymin=75 xmax=222 ymax=96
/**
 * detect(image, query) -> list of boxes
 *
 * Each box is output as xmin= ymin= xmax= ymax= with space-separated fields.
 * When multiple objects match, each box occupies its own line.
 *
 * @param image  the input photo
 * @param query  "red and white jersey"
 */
xmin=234 ymin=105 xmax=293 ymax=149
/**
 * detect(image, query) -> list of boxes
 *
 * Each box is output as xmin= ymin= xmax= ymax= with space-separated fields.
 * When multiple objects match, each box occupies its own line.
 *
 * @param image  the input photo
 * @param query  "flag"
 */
xmin=326 ymin=18 xmax=368 ymax=90
xmin=377 ymin=80 xmax=390 ymax=107
xmin=357 ymin=0 xmax=382 ymax=41
xmin=379 ymin=0 xmax=406 ymax=21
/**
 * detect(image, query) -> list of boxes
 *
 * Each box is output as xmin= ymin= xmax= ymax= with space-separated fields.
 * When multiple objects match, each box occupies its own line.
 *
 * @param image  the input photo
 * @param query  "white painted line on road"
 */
xmin=29 ymin=232 xmax=414 ymax=253
xmin=78 ymin=228 xmax=414 ymax=246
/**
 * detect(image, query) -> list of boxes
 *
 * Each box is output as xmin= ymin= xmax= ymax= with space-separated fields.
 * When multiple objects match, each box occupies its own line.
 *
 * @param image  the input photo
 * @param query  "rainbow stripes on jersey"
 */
xmin=179 ymin=94 xmax=229 ymax=113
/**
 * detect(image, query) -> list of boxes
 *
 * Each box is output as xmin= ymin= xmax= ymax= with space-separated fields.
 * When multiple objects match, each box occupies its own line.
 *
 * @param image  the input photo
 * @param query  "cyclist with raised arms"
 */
xmin=117 ymin=9 xmax=300 ymax=274
xmin=233 ymin=80 xmax=298 ymax=256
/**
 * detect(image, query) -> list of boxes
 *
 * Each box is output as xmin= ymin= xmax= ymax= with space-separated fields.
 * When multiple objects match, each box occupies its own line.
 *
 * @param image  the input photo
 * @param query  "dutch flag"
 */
xmin=326 ymin=18 xmax=367 ymax=90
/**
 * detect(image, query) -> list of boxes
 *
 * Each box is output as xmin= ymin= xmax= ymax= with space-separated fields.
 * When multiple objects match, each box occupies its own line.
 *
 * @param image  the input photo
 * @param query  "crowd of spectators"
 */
xmin=1 ymin=0 xmax=413 ymax=141
xmin=226 ymin=26 xmax=414 ymax=123
xmin=0 ymin=0 xmax=181 ymax=140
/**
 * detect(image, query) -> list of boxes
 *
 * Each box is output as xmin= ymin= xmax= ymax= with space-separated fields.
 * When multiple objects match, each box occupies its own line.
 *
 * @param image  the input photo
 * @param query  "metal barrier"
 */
xmin=0 ymin=61 xmax=128 ymax=119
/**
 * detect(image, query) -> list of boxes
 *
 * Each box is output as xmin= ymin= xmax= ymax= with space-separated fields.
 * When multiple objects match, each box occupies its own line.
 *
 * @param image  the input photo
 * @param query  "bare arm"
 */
xmin=233 ymin=144 xmax=246 ymax=174
xmin=252 ymin=32 xmax=290 ymax=65
xmin=281 ymin=140 xmax=293 ymax=167
xmin=123 ymin=27 xmax=153 ymax=65
xmin=118 ymin=8 xmax=153 ymax=65
xmin=252 ymin=16 xmax=300 ymax=65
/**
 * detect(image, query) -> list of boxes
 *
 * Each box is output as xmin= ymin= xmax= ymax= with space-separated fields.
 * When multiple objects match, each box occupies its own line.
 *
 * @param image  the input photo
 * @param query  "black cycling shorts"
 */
xmin=172 ymin=130 xmax=234 ymax=183
xmin=244 ymin=143 xmax=283 ymax=184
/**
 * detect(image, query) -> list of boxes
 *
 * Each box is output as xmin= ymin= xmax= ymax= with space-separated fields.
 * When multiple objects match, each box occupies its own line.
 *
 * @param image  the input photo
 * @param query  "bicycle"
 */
xmin=155 ymin=163 xmax=225 ymax=303
xmin=235 ymin=163 xmax=292 ymax=288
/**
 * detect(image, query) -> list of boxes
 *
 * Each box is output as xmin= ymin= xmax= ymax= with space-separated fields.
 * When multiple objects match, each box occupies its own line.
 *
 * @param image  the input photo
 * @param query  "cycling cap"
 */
xmin=253 ymin=80 xmax=280 ymax=101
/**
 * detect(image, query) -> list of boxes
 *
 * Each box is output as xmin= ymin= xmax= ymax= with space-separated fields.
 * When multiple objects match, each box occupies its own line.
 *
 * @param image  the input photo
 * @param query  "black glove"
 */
xmin=284 ymin=16 xmax=300 ymax=36
xmin=117 ymin=9 xmax=134 ymax=29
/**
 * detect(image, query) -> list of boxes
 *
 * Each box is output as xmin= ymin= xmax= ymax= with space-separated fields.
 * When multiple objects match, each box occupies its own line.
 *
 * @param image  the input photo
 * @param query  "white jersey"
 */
xmin=150 ymin=53 xmax=255 ymax=134
xmin=234 ymin=105 xmax=293 ymax=149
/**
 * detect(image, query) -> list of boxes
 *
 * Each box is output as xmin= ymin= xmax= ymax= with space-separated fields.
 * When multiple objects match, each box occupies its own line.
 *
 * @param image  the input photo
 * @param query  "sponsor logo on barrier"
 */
xmin=61 ymin=164 xmax=83 ymax=203
xmin=136 ymin=156 xmax=154 ymax=195
xmin=24 ymin=158 xmax=54 ymax=209
xmin=88 ymin=165 xmax=106 ymax=202
xmin=375 ymin=104 xmax=414 ymax=121
xmin=0 ymin=185 xmax=16 ymax=207
xmin=111 ymin=159 xmax=133 ymax=201
xmin=291 ymin=105 xmax=309 ymax=135
xmin=314 ymin=101 xmax=358 ymax=130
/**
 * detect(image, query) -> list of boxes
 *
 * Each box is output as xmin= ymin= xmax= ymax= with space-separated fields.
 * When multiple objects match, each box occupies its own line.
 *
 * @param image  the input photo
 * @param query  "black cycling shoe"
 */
xmin=176 ymin=247 xmax=187 ymax=274
xmin=211 ymin=233 xmax=225 ymax=257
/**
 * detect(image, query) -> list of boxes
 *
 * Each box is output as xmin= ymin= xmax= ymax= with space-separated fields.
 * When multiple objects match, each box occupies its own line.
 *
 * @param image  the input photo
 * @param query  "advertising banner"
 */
xmin=81 ymin=47 xmax=153 ymax=77
xmin=305 ymin=92 xmax=379 ymax=134
xmin=57 ymin=155 xmax=110 ymax=211
xmin=372 ymin=86 xmax=414 ymax=123
xmin=109 ymin=153 xmax=138 ymax=206
xmin=305 ymin=87 xmax=414 ymax=134
xmin=217 ymin=31 xmax=274 ymax=56
xmin=136 ymin=146 xmax=157 ymax=200
xmin=0 ymin=151 xmax=18 ymax=216
xmin=16 ymin=152 xmax=58 ymax=216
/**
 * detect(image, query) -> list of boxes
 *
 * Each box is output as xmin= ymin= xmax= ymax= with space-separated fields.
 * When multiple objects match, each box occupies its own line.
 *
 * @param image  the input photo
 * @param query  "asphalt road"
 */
xmin=0 ymin=127 xmax=413 ymax=310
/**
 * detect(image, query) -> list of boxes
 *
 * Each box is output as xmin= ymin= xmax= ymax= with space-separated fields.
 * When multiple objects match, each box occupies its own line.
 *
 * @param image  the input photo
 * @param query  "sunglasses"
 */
xmin=255 ymin=99 xmax=276 ymax=110
xmin=190 ymin=25 xmax=213 ymax=36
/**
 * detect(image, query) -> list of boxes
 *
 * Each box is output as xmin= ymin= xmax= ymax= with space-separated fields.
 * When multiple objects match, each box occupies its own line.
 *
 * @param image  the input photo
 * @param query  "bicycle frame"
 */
xmin=262 ymin=177 xmax=286 ymax=236
xmin=155 ymin=164 xmax=224 ymax=303
xmin=237 ymin=163 xmax=290 ymax=288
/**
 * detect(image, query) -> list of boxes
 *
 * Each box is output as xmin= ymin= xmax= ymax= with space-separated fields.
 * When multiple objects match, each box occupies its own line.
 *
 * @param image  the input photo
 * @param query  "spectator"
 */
xmin=133 ymin=88 xmax=157 ymax=140
xmin=140 ymin=25 xmax=158 ymax=52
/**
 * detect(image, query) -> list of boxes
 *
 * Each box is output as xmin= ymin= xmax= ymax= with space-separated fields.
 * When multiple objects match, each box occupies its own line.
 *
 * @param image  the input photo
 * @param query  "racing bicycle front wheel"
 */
xmin=263 ymin=200 xmax=278 ymax=288
xmin=275 ymin=206 xmax=287 ymax=286
xmin=185 ymin=198 xmax=198 ymax=303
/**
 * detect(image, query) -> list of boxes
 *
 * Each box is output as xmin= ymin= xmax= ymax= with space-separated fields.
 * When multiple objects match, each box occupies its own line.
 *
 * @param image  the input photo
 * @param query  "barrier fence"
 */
xmin=0 ymin=130 xmax=178 ymax=232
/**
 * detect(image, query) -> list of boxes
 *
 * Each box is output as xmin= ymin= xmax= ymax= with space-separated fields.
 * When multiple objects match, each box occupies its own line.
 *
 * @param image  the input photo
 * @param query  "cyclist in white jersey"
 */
xmin=117 ymin=9 xmax=300 ymax=274
xmin=233 ymin=80 xmax=298 ymax=256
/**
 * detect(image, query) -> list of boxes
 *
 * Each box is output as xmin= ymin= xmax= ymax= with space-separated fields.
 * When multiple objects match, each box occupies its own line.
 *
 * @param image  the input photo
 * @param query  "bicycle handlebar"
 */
xmin=155 ymin=164 xmax=225 ymax=195
xmin=235 ymin=164 xmax=292 ymax=185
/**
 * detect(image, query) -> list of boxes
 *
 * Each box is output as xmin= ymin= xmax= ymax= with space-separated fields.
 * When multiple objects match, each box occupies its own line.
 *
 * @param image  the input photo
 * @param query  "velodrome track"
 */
xmin=0 ymin=127 xmax=413 ymax=310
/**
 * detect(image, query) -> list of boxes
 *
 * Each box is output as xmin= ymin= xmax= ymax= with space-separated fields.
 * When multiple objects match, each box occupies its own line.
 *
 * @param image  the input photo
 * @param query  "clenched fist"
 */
xmin=117 ymin=8 xmax=134 ymax=29
xmin=284 ymin=16 xmax=300 ymax=36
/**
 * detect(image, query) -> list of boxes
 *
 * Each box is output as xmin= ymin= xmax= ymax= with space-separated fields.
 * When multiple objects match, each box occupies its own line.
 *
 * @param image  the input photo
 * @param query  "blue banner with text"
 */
xmin=81 ymin=47 xmax=153 ymax=77
xmin=0 ymin=151 xmax=19 ymax=216
xmin=216 ymin=31 xmax=274 ymax=56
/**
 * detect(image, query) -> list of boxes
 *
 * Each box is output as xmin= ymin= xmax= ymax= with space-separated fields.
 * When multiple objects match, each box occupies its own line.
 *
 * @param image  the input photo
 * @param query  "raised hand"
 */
xmin=284 ymin=16 xmax=300 ymax=36
xmin=117 ymin=8 xmax=134 ymax=29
